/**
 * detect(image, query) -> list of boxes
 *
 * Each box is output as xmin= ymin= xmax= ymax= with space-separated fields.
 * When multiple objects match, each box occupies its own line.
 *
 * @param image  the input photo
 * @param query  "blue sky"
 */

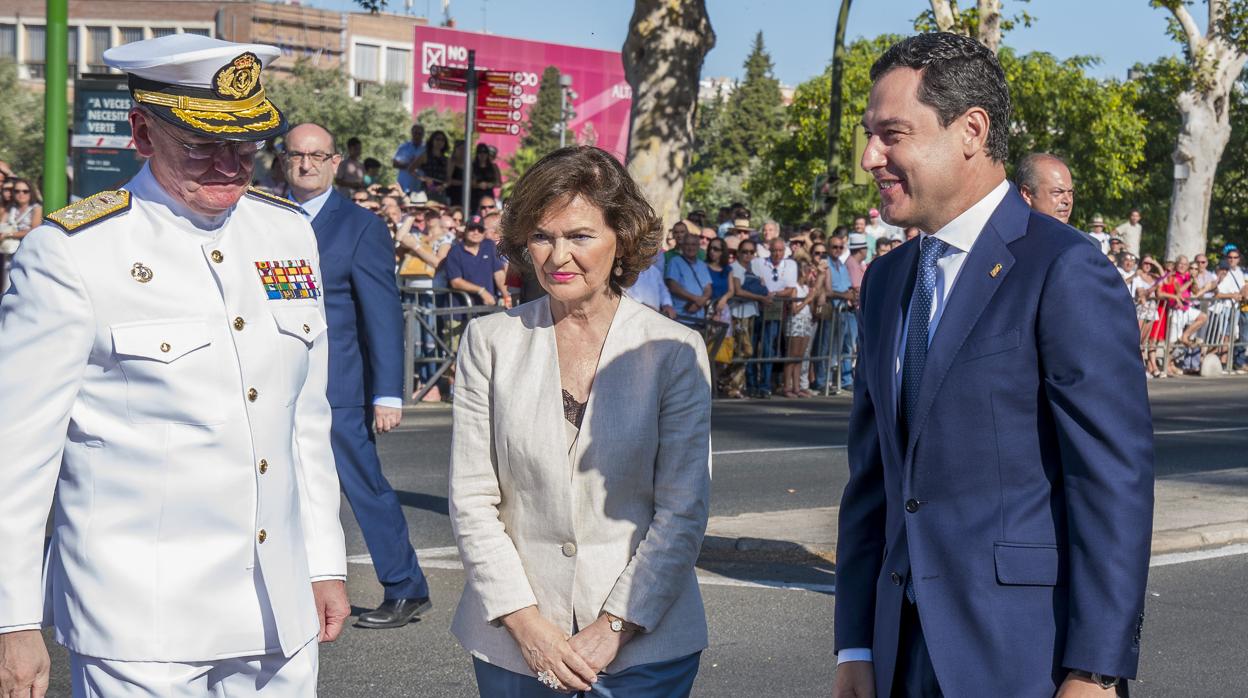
xmin=309 ymin=0 xmax=1191 ymax=85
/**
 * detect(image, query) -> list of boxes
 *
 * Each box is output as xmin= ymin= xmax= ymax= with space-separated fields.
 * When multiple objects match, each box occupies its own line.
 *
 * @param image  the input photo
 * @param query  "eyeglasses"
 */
xmin=1196 ymin=259 xmax=1208 ymax=264
xmin=159 ymin=123 xmax=264 ymax=161
xmin=829 ymin=245 xmax=844 ymax=250
xmin=701 ymin=234 xmax=717 ymax=241
xmin=738 ymin=248 xmax=755 ymax=255
xmin=285 ymin=151 xmax=336 ymax=164
xmin=13 ymin=188 xmax=30 ymax=194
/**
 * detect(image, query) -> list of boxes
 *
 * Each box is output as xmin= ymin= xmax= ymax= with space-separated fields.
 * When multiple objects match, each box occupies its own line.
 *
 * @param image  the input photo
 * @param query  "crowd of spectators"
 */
xmin=0 ymin=162 xmax=44 ymax=293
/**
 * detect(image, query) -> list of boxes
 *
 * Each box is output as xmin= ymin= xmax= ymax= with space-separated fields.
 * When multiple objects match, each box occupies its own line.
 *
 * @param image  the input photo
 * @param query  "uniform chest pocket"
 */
xmin=111 ymin=319 xmax=227 ymax=425
xmin=271 ymin=306 xmax=328 ymax=405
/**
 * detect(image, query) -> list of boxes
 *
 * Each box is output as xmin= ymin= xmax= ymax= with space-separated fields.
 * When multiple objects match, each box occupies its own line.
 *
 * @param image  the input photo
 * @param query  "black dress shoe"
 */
xmin=354 ymin=597 xmax=431 ymax=629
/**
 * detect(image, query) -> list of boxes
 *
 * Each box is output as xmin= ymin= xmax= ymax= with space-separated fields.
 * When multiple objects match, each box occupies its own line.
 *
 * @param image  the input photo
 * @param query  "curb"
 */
xmin=1150 ymin=521 xmax=1248 ymax=555
xmin=698 ymin=523 xmax=1248 ymax=567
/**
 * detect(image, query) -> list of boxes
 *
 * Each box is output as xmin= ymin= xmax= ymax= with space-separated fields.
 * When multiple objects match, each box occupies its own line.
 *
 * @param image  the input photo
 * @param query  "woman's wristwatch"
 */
xmin=601 ymin=612 xmax=640 ymax=633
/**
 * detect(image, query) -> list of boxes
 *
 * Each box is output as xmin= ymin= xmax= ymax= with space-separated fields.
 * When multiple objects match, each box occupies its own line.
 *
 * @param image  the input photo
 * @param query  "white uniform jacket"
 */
xmin=0 ymin=165 xmax=346 ymax=662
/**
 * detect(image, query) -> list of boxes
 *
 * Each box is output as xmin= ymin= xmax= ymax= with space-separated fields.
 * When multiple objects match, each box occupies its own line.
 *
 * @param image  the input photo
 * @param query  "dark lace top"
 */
xmin=562 ymin=389 xmax=587 ymax=428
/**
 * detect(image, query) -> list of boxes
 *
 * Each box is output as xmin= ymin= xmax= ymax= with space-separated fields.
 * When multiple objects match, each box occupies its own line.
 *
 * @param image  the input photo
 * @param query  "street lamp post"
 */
xmin=44 ymin=0 xmax=69 ymax=209
xmin=558 ymin=73 xmax=576 ymax=149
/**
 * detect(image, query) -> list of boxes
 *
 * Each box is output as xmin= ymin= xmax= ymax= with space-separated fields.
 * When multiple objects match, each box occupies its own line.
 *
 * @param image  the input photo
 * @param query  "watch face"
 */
xmin=610 ymin=619 xmax=623 ymax=632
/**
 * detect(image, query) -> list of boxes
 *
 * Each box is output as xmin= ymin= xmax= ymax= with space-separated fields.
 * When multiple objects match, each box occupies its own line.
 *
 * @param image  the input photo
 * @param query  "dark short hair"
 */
xmin=870 ymin=32 xmax=1011 ymax=162
xmin=347 ymin=137 xmax=361 ymax=148
xmin=363 ymin=157 xmax=380 ymax=170
xmin=1015 ymin=152 xmax=1067 ymax=194
xmin=498 ymin=146 xmax=662 ymax=295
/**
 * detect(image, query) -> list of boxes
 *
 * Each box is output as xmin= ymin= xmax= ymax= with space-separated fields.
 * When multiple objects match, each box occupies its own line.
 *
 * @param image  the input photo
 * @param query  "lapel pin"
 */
xmin=131 ymin=262 xmax=154 ymax=283
xmin=990 ymin=263 xmax=1003 ymax=278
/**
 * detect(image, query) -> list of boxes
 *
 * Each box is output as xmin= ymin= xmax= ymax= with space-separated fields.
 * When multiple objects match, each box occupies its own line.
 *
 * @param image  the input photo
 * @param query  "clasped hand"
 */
xmin=503 ymin=606 xmax=632 ymax=694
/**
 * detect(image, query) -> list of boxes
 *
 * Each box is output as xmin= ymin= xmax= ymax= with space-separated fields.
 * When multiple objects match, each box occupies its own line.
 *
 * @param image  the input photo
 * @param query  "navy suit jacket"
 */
xmin=309 ymin=189 xmax=404 ymax=408
xmin=835 ymin=186 xmax=1154 ymax=697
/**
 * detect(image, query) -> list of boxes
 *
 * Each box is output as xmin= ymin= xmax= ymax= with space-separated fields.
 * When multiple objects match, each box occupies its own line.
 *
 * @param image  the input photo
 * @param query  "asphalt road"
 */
xmin=35 ymin=376 xmax=1248 ymax=696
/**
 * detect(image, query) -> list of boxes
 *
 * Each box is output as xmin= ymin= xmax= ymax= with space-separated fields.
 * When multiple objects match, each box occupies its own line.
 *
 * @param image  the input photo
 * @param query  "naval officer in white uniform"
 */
xmin=0 ymin=34 xmax=349 ymax=696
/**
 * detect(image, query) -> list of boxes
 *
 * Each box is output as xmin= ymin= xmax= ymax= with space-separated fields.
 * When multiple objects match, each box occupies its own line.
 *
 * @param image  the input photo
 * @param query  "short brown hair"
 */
xmin=499 ymin=146 xmax=662 ymax=294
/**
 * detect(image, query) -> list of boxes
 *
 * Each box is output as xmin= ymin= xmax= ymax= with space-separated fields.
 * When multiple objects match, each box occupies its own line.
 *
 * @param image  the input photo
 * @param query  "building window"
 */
xmin=119 ymin=27 xmax=143 ymax=47
xmin=68 ymin=26 xmax=78 ymax=74
xmin=151 ymin=27 xmax=176 ymax=39
xmin=0 ymin=25 xmax=16 ymax=60
xmin=384 ymin=47 xmax=410 ymax=85
xmin=353 ymin=43 xmax=379 ymax=83
xmin=183 ymin=28 xmax=211 ymax=37
xmin=25 ymin=25 xmax=45 ymax=78
xmin=86 ymin=26 xmax=110 ymax=73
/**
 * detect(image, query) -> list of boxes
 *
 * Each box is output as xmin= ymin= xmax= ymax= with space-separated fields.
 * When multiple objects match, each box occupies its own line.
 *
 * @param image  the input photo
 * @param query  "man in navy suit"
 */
xmin=283 ymin=124 xmax=430 ymax=628
xmin=833 ymin=35 xmax=1153 ymax=698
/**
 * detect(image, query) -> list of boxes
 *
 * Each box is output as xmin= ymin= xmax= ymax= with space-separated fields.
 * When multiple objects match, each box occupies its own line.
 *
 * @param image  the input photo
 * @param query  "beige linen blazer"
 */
xmin=449 ymin=295 xmax=712 ymax=676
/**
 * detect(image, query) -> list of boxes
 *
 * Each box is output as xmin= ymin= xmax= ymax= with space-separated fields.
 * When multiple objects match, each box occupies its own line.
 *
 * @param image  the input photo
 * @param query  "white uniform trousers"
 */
xmin=69 ymin=640 xmax=318 ymax=697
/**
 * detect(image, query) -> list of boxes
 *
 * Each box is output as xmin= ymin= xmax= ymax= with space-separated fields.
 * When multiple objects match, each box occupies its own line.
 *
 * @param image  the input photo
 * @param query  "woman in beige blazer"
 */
xmin=449 ymin=146 xmax=712 ymax=697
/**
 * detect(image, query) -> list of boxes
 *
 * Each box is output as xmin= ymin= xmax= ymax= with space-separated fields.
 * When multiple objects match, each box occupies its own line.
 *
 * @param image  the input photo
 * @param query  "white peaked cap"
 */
xmin=104 ymin=34 xmax=280 ymax=88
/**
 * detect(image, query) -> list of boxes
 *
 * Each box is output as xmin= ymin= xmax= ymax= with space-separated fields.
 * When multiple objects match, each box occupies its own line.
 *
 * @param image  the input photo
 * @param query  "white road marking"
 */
xmin=1148 ymin=543 xmax=1248 ymax=568
xmin=1152 ymin=425 xmax=1248 ymax=436
xmin=713 ymin=445 xmax=846 ymax=456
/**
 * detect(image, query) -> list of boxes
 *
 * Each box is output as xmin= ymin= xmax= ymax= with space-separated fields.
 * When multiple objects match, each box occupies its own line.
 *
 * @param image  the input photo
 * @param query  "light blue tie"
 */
xmin=901 ymin=235 xmax=946 ymax=605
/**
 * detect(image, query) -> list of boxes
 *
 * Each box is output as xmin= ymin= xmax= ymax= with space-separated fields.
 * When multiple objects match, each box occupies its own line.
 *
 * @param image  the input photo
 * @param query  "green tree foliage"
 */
xmin=265 ymin=59 xmax=412 ymax=185
xmin=748 ymin=35 xmax=898 ymax=225
xmin=999 ymin=48 xmax=1146 ymax=230
xmin=0 ymin=60 xmax=47 ymax=184
xmin=700 ymin=32 xmax=784 ymax=178
xmin=518 ymin=66 xmax=569 ymax=156
xmin=508 ymin=66 xmax=570 ymax=184
xmin=750 ymin=37 xmax=1149 ymax=230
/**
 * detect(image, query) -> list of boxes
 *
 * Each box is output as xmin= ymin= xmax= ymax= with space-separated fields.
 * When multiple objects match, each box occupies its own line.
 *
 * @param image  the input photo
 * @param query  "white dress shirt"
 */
xmin=839 ymin=178 xmax=1009 ymax=666
xmin=626 ymin=255 xmax=674 ymax=312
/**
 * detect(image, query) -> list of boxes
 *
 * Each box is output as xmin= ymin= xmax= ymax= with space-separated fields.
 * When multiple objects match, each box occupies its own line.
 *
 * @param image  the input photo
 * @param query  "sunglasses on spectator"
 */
xmin=1228 ymin=253 xmax=1241 ymax=259
xmin=738 ymin=247 xmax=756 ymax=255
xmin=13 ymin=188 xmax=30 ymax=193
xmin=701 ymin=234 xmax=717 ymax=241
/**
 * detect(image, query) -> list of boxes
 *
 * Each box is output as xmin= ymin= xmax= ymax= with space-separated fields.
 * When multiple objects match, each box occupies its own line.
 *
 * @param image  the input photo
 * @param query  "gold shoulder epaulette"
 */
xmin=45 ymin=190 xmax=132 ymax=234
xmin=245 ymin=187 xmax=303 ymax=214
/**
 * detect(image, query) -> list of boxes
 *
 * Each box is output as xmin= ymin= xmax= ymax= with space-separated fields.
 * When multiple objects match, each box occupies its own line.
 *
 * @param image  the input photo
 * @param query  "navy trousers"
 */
xmin=891 ymin=599 xmax=942 ymax=698
xmin=330 ymin=405 xmax=428 ymax=600
xmin=472 ymin=653 xmax=700 ymax=698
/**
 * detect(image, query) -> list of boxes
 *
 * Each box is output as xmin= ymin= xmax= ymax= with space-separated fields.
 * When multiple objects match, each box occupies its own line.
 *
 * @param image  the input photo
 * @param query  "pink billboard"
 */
xmin=412 ymin=26 xmax=633 ymax=168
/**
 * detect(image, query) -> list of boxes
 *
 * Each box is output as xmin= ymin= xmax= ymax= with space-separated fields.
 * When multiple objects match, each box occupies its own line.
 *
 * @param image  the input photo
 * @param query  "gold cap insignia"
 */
xmin=213 ymin=52 xmax=261 ymax=100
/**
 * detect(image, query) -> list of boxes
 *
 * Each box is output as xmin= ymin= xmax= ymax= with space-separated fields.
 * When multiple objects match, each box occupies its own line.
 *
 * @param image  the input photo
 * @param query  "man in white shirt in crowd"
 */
xmin=753 ymin=237 xmax=797 ymax=397
xmin=626 ymin=252 xmax=677 ymax=319
xmin=1115 ymin=209 xmax=1143 ymax=257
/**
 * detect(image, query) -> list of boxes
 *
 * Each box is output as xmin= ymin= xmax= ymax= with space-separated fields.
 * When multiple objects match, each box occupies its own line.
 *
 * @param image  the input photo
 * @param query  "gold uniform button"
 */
xmin=302 ymin=323 xmax=311 ymax=334
xmin=159 ymin=342 xmax=171 ymax=353
xmin=233 ymin=317 xmax=245 ymax=331
xmin=258 ymin=459 xmax=268 ymax=474
xmin=257 ymin=529 xmax=267 ymax=544
xmin=211 ymin=250 xmax=224 ymax=263
xmin=247 ymin=387 xmax=258 ymax=402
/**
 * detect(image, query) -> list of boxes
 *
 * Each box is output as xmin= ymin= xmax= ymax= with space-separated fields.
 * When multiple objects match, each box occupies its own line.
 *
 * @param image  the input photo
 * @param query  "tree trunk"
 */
xmin=824 ymin=0 xmax=853 ymax=228
xmin=977 ymin=0 xmax=1002 ymax=54
xmin=929 ymin=0 xmax=959 ymax=32
xmin=623 ymin=0 xmax=715 ymax=230
xmin=1166 ymin=90 xmax=1234 ymax=260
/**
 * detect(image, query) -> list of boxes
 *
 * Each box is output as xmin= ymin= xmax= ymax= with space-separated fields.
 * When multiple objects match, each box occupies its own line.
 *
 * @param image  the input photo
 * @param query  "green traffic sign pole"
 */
xmin=43 ymin=0 xmax=69 ymax=209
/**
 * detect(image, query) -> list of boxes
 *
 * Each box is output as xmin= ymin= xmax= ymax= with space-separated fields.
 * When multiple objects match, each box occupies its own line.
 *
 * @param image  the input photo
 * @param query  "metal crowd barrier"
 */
xmin=706 ymin=297 xmax=857 ymax=399
xmin=1139 ymin=295 xmax=1244 ymax=376
xmin=400 ymin=286 xmax=505 ymax=405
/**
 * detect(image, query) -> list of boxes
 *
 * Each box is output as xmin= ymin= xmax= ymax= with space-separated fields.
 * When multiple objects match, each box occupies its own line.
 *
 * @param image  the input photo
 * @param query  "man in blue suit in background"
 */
xmin=833 ymin=35 xmax=1153 ymax=698
xmin=283 ymin=123 xmax=430 ymax=629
